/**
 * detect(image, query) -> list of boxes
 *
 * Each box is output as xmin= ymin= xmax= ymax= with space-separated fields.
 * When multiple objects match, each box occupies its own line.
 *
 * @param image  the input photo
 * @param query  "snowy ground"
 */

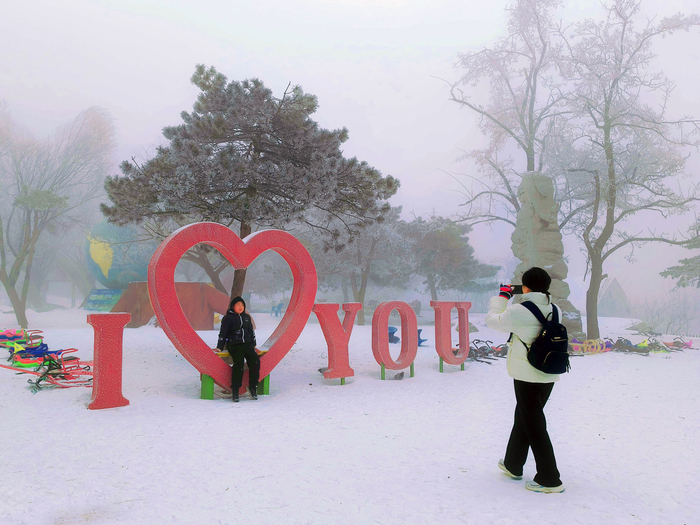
xmin=1 ymin=307 xmax=698 ymax=525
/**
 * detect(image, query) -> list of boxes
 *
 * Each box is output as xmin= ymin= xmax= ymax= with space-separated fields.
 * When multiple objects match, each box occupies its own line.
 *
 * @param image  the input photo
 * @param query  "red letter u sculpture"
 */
xmin=372 ymin=301 xmax=418 ymax=378
xmin=431 ymin=301 xmax=472 ymax=366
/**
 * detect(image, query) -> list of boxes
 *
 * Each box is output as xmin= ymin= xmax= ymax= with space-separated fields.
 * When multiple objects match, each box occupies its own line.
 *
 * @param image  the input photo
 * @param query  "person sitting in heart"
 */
xmin=214 ymin=296 xmax=260 ymax=402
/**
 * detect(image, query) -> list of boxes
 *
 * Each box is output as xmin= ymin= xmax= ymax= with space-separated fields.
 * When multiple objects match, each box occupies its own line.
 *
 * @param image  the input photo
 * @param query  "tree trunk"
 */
xmin=526 ymin=146 xmax=535 ymax=173
xmin=26 ymin=279 xmax=46 ymax=310
xmin=208 ymin=271 xmax=227 ymax=295
xmin=349 ymin=240 xmax=376 ymax=326
xmin=0 ymin=216 xmax=30 ymax=327
xmin=229 ymin=221 xmax=252 ymax=300
xmin=350 ymin=272 xmax=366 ymax=326
xmin=583 ymin=115 xmax=616 ymax=341
xmin=585 ymin=256 xmax=606 ymax=340
xmin=20 ymin=236 xmax=38 ymax=314
xmin=341 ymin=280 xmax=350 ymax=303
xmin=427 ymin=275 xmax=438 ymax=301
xmin=188 ymin=252 xmax=227 ymax=294
xmin=1 ymin=278 xmax=29 ymax=328
xmin=5 ymin=213 xmax=40 ymax=327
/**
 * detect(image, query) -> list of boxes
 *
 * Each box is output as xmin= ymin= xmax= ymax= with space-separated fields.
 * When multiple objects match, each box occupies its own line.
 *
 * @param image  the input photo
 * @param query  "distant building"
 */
xmin=598 ymin=278 xmax=633 ymax=318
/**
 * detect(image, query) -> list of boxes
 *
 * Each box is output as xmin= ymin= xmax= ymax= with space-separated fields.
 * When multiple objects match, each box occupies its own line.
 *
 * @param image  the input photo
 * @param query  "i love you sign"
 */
xmin=86 ymin=222 xmax=472 ymax=410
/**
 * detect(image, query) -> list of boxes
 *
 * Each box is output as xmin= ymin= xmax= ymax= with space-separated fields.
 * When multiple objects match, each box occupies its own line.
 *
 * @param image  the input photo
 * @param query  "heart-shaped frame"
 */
xmin=148 ymin=222 xmax=317 ymax=390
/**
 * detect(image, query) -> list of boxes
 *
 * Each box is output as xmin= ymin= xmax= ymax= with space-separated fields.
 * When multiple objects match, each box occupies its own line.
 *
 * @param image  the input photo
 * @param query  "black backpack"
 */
xmin=519 ymin=301 xmax=570 ymax=374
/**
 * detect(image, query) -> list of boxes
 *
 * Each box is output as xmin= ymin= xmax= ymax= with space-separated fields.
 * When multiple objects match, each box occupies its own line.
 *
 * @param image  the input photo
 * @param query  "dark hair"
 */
xmin=228 ymin=296 xmax=246 ymax=312
xmin=522 ymin=267 xmax=552 ymax=295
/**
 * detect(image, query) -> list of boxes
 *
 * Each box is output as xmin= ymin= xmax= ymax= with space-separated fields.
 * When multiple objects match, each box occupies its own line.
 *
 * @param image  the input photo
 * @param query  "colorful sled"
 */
xmin=10 ymin=348 xmax=72 ymax=368
xmin=569 ymin=338 xmax=612 ymax=355
xmin=0 ymin=348 xmax=92 ymax=392
xmin=0 ymin=329 xmax=44 ymax=348
xmin=662 ymin=338 xmax=693 ymax=350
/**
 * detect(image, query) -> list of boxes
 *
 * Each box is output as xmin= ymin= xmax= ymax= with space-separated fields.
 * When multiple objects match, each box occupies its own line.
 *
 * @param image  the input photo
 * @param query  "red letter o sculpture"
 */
xmin=371 ymin=301 xmax=418 ymax=370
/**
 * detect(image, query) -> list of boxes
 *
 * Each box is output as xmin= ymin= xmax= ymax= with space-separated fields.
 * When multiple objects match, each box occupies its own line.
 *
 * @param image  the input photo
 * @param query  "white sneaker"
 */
xmin=525 ymin=481 xmax=565 ymax=493
xmin=498 ymin=459 xmax=522 ymax=480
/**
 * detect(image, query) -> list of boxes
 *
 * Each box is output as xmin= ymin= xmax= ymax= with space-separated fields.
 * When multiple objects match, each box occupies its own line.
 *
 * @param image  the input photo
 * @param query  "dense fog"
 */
xmin=1 ymin=0 xmax=699 ymax=334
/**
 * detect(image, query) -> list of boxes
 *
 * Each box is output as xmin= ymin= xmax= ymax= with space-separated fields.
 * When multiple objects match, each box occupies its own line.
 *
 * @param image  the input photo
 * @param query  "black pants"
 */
xmin=228 ymin=343 xmax=260 ymax=392
xmin=504 ymin=380 xmax=562 ymax=487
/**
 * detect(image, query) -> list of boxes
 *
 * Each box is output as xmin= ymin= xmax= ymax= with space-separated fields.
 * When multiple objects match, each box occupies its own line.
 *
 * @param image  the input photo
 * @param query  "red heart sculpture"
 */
xmin=148 ymin=222 xmax=317 ymax=390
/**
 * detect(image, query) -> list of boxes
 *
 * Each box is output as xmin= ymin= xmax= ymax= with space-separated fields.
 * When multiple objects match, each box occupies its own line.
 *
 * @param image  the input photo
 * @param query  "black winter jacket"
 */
xmin=216 ymin=310 xmax=257 ymax=350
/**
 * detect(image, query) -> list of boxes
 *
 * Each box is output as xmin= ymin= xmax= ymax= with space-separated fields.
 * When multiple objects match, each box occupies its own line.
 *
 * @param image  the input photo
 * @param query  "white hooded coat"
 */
xmin=485 ymin=291 xmax=561 ymax=384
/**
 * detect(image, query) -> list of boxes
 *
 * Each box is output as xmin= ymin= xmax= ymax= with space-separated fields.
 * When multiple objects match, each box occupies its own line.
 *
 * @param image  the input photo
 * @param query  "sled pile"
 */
xmin=569 ymin=334 xmax=695 ymax=357
xmin=0 ymin=329 xmax=92 ymax=392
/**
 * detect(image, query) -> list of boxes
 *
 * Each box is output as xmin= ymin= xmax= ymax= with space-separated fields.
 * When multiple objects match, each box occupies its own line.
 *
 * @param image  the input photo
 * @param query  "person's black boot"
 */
xmin=232 ymin=392 xmax=239 ymax=402
xmin=249 ymin=386 xmax=258 ymax=400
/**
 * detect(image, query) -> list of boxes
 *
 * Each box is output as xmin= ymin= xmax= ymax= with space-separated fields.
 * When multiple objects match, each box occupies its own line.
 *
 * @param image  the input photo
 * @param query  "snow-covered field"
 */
xmin=1 ymin=307 xmax=698 ymax=525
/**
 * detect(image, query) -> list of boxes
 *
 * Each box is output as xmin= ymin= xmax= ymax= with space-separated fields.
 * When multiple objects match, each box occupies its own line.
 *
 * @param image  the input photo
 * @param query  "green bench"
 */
xmin=200 ymin=350 xmax=270 ymax=400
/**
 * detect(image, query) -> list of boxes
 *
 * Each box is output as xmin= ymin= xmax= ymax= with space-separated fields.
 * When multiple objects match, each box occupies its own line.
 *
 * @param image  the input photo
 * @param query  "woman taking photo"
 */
xmin=485 ymin=267 xmax=565 ymax=493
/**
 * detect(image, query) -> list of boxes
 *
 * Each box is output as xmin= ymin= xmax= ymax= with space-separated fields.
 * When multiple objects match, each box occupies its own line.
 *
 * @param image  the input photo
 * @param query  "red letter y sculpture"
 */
xmin=312 ymin=303 xmax=362 ymax=380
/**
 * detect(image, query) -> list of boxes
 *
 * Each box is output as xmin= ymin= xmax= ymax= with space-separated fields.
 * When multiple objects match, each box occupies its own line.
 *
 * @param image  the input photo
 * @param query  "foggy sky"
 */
xmin=2 ymin=0 xmax=699 ymax=309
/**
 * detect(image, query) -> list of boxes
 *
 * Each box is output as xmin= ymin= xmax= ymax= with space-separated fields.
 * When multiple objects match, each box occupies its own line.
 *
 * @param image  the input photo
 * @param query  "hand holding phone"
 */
xmin=499 ymin=284 xmax=514 ymax=299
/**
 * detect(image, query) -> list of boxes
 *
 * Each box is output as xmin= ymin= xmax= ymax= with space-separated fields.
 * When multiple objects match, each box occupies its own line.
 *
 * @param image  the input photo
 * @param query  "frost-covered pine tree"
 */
xmin=102 ymin=65 xmax=399 ymax=299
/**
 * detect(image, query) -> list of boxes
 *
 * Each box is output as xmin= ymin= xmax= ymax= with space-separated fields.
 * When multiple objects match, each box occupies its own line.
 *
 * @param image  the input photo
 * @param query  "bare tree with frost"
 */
xmin=300 ymin=208 xmax=414 ymax=325
xmin=450 ymin=0 xmax=566 ymax=216
xmin=0 ymin=106 xmax=114 ymax=327
xmin=552 ymin=0 xmax=700 ymax=338
xmin=450 ymin=0 xmax=583 ymax=335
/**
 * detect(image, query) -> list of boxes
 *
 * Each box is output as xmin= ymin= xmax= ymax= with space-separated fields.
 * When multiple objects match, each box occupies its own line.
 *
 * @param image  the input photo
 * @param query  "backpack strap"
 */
xmin=520 ymin=300 xmax=559 ymax=324
xmin=508 ymin=301 xmax=559 ymax=343
xmin=517 ymin=301 xmax=556 ymax=352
